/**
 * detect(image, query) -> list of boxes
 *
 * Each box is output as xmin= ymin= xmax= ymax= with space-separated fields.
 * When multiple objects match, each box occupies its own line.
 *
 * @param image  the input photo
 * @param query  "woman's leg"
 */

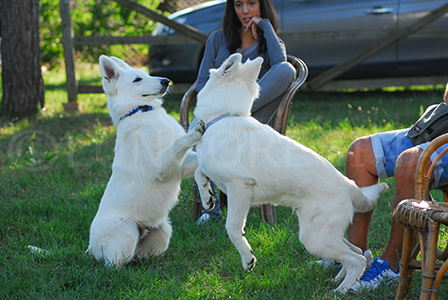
xmin=251 ymin=61 xmax=295 ymax=124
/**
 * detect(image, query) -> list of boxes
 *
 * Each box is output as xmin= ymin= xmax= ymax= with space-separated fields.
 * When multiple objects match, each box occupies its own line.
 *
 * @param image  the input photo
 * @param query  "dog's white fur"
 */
xmin=88 ymin=56 xmax=204 ymax=266
xmin=193 ymin=53 xmax=388 ymax=293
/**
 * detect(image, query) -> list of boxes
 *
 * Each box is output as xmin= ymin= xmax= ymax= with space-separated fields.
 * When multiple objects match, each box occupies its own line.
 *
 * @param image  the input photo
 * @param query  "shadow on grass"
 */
xmin=0 ymin=111 xmax=114 ymax=175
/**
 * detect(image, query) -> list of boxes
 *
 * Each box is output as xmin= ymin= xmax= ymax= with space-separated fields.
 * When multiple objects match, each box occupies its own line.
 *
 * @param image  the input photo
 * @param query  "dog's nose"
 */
xmin=160 ymin=78 xmax=170 ymax=88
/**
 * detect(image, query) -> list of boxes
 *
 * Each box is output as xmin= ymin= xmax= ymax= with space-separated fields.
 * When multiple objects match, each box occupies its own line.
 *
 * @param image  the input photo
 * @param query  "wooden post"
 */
xmin=60 ymin=0 xmax=78 ymax=111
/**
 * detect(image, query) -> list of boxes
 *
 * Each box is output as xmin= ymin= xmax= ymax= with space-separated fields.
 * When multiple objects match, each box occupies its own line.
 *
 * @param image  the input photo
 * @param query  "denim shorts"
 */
xmin=371 ymin=128 xmax=448 ymax=188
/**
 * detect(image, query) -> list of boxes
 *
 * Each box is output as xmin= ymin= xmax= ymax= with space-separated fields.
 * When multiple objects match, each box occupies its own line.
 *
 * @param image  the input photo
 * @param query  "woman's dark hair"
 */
xmin=223 ymin=0 xmax=278 ymax=53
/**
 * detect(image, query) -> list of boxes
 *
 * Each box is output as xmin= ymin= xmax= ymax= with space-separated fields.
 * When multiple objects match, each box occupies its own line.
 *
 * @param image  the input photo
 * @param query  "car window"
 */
xmin=279 ymin=0 xmax=398 ymax=73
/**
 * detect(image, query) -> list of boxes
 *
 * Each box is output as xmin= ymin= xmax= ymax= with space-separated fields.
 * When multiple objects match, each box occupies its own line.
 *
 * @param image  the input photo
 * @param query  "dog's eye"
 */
xmin=133 ymin=77 xmax=142 ymax=83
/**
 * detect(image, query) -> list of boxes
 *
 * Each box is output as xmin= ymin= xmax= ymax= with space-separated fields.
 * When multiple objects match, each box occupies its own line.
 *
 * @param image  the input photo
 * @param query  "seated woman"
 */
xmin=189 ymin=0 xmax=296 ymax=224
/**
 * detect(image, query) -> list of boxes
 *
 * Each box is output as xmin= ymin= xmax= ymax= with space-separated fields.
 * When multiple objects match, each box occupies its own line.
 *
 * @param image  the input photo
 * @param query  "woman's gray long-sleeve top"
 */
xmin=195 ymin=19 xmax=287 ymax=93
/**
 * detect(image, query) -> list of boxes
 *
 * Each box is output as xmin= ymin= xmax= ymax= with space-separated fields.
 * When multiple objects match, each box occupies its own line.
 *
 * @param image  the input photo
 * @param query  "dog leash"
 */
xmin=205 ymin=113 xmax=240 ymax=131
xmin=120 ymin=105 xmax=154 ymax=121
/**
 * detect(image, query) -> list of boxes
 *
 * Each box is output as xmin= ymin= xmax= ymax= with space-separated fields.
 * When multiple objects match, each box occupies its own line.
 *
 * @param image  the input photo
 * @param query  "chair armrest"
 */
xmin=180 ymin=82 xmax=198 ymax=132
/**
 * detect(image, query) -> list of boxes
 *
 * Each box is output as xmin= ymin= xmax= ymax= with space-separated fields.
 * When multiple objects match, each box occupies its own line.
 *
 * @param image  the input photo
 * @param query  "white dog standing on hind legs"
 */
xmin=87 ymin=55 xmax=204 ymax=266
xmin=193 ymin=53 xmax=388 ymax=293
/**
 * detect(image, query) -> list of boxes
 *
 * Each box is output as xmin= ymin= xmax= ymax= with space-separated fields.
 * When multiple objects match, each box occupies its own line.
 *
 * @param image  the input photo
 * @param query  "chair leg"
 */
xmin=432 ymin=260 xmax=448 ymax=300
xmin=420 ymin=221 xmax=440 ymax=300
xmin=260 ymin=204 xmax=276 ymax=224
xmin=396 ymin=227 xmax=416 ymax=300
xmin=192 ymin=184 xmax=202 ymax=220
xmin=219 ymin=191 xmax=227 ymax=208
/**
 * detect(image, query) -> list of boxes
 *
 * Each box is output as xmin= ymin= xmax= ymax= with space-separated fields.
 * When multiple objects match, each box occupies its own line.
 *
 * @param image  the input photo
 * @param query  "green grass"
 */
xmin=1 ymin=68 xmax=447 ymax=299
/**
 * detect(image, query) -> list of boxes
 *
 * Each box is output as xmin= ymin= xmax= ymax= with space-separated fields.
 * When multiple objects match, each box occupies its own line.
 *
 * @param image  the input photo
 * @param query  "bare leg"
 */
xmin=379 ymin=147 xmax=424 ymax=273
xmin=346 ymin=136 xmax=425 ymax=273
xmin=345 ymin=137 xmax=378 ymax=251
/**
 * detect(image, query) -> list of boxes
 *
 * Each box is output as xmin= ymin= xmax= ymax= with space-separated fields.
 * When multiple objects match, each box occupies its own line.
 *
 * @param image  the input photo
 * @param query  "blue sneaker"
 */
xmin=350 ymin=258 xmax=400 ymax=292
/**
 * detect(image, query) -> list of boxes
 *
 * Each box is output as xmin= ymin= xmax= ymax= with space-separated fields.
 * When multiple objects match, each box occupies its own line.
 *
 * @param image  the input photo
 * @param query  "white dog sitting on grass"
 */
xmin=193 ymin=53 xmax=388 ymax=293
xmin=87 ymin=56 xmax=204 ymax=266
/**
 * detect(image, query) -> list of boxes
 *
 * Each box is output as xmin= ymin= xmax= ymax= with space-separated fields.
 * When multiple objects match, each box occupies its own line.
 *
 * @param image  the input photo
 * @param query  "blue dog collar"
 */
xmin=205 ymin=113 xmax=240 ymax=131
xmin=120 ymin=105 xmax=153 ymax=121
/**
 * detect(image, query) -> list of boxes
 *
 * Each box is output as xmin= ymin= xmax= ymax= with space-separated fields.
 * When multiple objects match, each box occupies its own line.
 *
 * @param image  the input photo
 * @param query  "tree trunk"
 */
xmin=1 ymin=0 xmax=44 ymax=115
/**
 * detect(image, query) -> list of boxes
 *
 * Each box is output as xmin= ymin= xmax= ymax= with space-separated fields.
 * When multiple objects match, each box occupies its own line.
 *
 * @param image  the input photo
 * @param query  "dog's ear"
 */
xmin=243 ymin=57 xmax=263 ymax=80
xmin=99 ymin=55 xmax=121 ymax=82
xmin=110 ymin=56 xmax=132 ymax=70
xmin=220 ymin=53 xmax=242 ymax=76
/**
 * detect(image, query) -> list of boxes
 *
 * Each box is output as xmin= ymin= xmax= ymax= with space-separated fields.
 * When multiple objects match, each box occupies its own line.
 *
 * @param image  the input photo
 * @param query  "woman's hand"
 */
xmin=246 ymin=17 xmax=262 ymax=39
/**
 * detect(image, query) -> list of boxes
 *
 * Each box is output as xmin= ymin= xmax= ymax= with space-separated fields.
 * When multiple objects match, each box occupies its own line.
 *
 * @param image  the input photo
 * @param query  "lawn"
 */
xmin=1 ymin=66 xmax=447 ymax=299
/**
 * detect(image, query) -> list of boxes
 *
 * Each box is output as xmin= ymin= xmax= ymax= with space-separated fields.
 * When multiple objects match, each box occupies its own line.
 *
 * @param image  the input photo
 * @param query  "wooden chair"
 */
xmin=394 ymin=133 xmax=448 ymax=300
xmin=179 ymin=55 xmax=308 ymax=224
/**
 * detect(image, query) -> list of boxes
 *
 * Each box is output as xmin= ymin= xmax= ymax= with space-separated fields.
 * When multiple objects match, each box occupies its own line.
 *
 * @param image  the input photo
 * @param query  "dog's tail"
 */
xmin=349 ymin=181 xmax=388 ymax=213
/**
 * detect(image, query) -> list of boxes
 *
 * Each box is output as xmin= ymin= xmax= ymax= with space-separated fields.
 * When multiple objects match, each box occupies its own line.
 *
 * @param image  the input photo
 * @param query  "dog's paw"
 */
xmin=188 ymin=120 xmax=205 ymax=144
xmin=195 ymin=120 xmax=205 ymax=135
xmin=197 ymin=176 xmax=216 ymax=211
xmin=203 ymin=189 xmax=216 ymax=211
xmin=243 ymin=256 xmax=257 ymax=271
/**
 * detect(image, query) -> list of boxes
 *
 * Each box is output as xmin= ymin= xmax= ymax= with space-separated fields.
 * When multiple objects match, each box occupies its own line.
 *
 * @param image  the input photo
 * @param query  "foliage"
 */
xmin=40 ymin=0 xmax=163 ymax=68
xmin=1 ymin=68 xmax=448 ymax=299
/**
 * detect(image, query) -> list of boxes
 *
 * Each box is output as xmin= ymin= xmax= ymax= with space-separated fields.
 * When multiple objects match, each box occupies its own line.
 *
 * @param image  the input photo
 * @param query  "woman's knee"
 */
xmin=254 ymin=62 xmax=296 ymax=111
xmin=345 ymin=136 xmax=378 ymax=180
xmin=188 ymin=117 xmax=198 ymax=132
xmin=262 ymin=61 xmax=295 ymax=83
xmin=279 ymin=61 xmax=296 ymax=82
